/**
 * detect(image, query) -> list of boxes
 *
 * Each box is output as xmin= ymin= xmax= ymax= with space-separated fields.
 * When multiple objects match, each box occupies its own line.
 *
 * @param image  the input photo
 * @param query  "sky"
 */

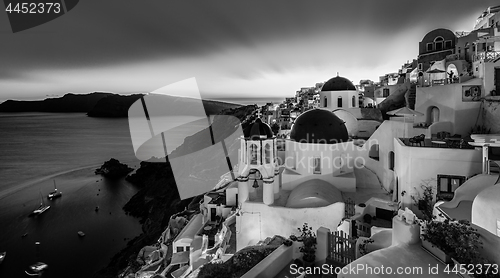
xmin=0 ymin=0 xmax=498 ymax=103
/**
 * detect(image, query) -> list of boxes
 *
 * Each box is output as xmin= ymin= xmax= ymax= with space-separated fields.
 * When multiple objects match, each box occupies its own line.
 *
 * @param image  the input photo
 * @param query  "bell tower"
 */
xmin=237 ymin=118 xmax=279 ymax=205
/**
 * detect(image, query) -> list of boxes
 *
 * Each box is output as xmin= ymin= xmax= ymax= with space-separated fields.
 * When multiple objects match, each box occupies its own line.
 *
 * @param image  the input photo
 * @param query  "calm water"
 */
xmin=0 ymin=113 xmax=203 ymax=278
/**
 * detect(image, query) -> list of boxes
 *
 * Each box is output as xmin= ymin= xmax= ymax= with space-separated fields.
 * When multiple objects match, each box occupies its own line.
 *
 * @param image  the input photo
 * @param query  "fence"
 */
xmin=327 ymin=230 xmax=356 ymax=267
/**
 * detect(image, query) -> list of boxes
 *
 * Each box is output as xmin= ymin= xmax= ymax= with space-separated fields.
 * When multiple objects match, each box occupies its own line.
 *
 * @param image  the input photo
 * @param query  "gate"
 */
xmin=327 ymin=230 xmax=356 ymax=267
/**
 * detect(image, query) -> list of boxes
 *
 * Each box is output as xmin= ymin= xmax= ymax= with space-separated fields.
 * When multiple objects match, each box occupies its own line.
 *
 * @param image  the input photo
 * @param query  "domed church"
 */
xmin=282 ymin=108 xmax=357 ymax=193
xmin=235 ymin=111 xmax=359 ymax=250
xmin=319 ymin=75 xmax=382 ymax=139
xmin=320 ymin=75 xmax=359 ymax=110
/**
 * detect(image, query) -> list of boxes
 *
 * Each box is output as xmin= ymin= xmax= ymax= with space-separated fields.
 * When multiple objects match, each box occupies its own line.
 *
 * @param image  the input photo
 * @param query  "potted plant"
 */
xmin=421 ymin=219 xmax=483 ymax=266
xmin=297 ymin=223 xmax=317 ymax=267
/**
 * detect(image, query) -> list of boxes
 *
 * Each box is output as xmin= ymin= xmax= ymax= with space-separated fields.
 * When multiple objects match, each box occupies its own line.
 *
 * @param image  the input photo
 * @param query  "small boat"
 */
xmin=25 ymin=262 xmax=48 ymax=275
xmin=0 ymin=251 xmax=5 ymax=263
xmin=22 ymin=233 xmax=28 ymax=238
xmin=77 ymin=231 xmax=85 ymax=237
xmin=47 ymin=180 xmax=62 ymax=200
xmin=32 ymin=192 xmax=50 ymax=216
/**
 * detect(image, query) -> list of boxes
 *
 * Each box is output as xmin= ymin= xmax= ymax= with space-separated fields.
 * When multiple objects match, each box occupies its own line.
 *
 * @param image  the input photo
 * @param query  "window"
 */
xmin=427 ymin=42 xmax=433 ymax=52
xmin=324 ymin=97 xmax=327 ymax=107
xmin=250 ymin=144 xmax=258 ymax=165
xmin=337 ymin=96 xmax=342 ymax=107
xmin=383 ymin=88 xmax=389 ymax=97
xmin=388 ymin=151 xmax=395 ymax=171
xmin=313 ymin=157 xmax=321 ymax=174
xmin=351 ymin=96 xmax=356 ymax=107
xmin=418 ymin=63 xmax=423 ymax=70
xmin=265 ymin=143 xmax=271 ymax=164
xmin=436 ymin=175 xmax=466 ymax=201
xmin=435 ymin=41 xmax=443 ymax=51
xmin=369 ymin=144 xmax=379 ymax=161
xmin=177 ymin=246 xmax=184 ymax=253
xmin=445 ymin=40 xmax=452 ymax=49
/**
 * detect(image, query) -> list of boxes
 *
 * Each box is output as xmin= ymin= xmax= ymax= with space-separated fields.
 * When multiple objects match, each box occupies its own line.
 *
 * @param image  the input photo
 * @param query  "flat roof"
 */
xmin=171 ymin=251 xmax=190 ymax=265
xmin=175 ymin=214 xmax=203 ymax=242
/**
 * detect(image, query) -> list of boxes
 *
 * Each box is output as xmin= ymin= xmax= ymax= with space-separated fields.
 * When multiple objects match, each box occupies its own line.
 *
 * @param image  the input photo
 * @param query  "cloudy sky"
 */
xmin=0 ymin=0 xmax=497 ymax=103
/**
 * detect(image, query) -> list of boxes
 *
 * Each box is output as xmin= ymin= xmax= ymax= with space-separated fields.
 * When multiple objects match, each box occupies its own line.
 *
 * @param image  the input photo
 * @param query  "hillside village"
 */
xmin=124 ymin=5 xmax=500 ymax=278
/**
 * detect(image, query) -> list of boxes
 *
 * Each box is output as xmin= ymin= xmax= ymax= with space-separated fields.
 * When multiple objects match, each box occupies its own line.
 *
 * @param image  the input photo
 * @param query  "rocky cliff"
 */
xmin=1 ymin=92 xmax=242 ymax=118
xmin=87 ymin=94 xmax=144 ymax=117
xmin=87 ymin=94 xmax=242 ymax=117
xmin=0 ymin=92 xmax=111 ymax=112
xmin=93 ymin=104 xmax=257 ymax=278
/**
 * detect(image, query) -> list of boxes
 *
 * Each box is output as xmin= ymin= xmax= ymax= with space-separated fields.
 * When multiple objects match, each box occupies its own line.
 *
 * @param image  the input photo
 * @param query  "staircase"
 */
xmin=407 ymin=84 xmax=417 ymax=109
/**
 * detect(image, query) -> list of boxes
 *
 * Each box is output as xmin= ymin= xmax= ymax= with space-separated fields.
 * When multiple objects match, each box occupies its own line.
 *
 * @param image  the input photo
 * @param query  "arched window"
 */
xmin=313 ymin=157 xmax=321 ymax=174
xmin=337 ymin=96 xmax=343 ymax=108
xmin=250 ymin=144 xmax=258 ymax=165
xmin=351 ymin=96 xmax=356 ymax=107
xmin=324 ymin=97 xmax=328 ymax=107
xmin=434 ymin=36 xmax=444 ymax=51
xmin=369 ymin=144 xmax=379 ymax=161
xmin=265 ymin=143 xmax=271 ymax=164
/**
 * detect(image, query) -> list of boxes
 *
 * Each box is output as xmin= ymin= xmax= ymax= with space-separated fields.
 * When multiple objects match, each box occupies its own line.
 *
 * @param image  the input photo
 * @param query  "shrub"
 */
xmin=297 ymin=223 xmax=317 ymax=262
xmin=411 ymin=181 xmax=435 ymax=221
xmin=421 ymin=219 xmax=498 ymax=277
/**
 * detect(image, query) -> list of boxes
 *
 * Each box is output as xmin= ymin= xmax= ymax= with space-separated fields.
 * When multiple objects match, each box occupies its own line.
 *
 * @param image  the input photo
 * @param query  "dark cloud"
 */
xmin=0 ymin=0 xmax=498 ymax=98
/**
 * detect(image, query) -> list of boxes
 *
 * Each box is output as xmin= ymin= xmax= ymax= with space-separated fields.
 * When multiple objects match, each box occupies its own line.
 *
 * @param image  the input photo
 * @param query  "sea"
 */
xmin=0 ymin=113 xmax=204 ymax=278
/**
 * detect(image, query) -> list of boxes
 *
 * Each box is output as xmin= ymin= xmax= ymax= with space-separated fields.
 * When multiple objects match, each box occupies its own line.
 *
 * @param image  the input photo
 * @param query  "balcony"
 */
xmin=418 ymin=76 xmax=463 ymax=87
xmin=473 ymin=51 xmax=500 ymax=62
xmin=401 ymin=137 xmax=475 ymax=150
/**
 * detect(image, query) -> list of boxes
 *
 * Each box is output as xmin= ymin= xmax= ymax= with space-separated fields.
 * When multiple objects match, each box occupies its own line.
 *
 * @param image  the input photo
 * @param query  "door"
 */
xmin=210 ymin=208 xmax=216 ymax=222
xmin=431 ymin=107 xmax=440 ymax=123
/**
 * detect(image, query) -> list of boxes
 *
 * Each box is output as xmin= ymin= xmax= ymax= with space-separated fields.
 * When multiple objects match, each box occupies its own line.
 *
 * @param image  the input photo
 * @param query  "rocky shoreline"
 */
xmin=95 ymin=158 xmax=134 ymax=179
xmin=93 ymin=104 xmax=257 ymax=278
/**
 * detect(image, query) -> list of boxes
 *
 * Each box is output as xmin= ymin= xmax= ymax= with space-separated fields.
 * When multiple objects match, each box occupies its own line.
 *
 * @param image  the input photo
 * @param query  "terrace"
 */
xmin=400 ymin=136 xmax=475 ymax=149
xmin=418 ymin=74 xmax=474 ymax=87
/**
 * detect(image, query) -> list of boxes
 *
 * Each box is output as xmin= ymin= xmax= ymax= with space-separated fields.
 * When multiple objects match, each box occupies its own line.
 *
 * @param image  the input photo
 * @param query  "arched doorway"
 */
xmin=426 ymin=106 xmax=440 ymax=124
xmin=446 ymin=64 xmax=458 ymax=83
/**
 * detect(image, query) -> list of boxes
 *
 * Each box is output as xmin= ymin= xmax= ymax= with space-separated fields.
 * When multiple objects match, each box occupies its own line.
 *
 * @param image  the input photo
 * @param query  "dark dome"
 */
xmin=321 ymin=76 xmax=356 ymax=91
xmin=290 ymin=109 xmax=348 ymax=144
xmin=244 ymin=118 xmax=274 ymax=140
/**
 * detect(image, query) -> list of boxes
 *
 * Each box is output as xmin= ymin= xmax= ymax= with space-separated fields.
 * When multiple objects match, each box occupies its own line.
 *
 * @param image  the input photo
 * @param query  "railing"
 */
xmin=473 ymin=51 xmax=500 ymax=62
xmin=418 ymin=76 xmax=461 ymax=87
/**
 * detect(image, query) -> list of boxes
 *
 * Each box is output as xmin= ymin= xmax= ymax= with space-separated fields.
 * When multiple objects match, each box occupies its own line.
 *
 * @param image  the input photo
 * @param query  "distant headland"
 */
xmin=0 ymin=93 xmax=242 ymax=117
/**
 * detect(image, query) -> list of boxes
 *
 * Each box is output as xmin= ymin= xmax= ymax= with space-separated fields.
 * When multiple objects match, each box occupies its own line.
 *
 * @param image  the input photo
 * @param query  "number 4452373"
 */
xmin=5 ymin=3 xmax=61 ymax=14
